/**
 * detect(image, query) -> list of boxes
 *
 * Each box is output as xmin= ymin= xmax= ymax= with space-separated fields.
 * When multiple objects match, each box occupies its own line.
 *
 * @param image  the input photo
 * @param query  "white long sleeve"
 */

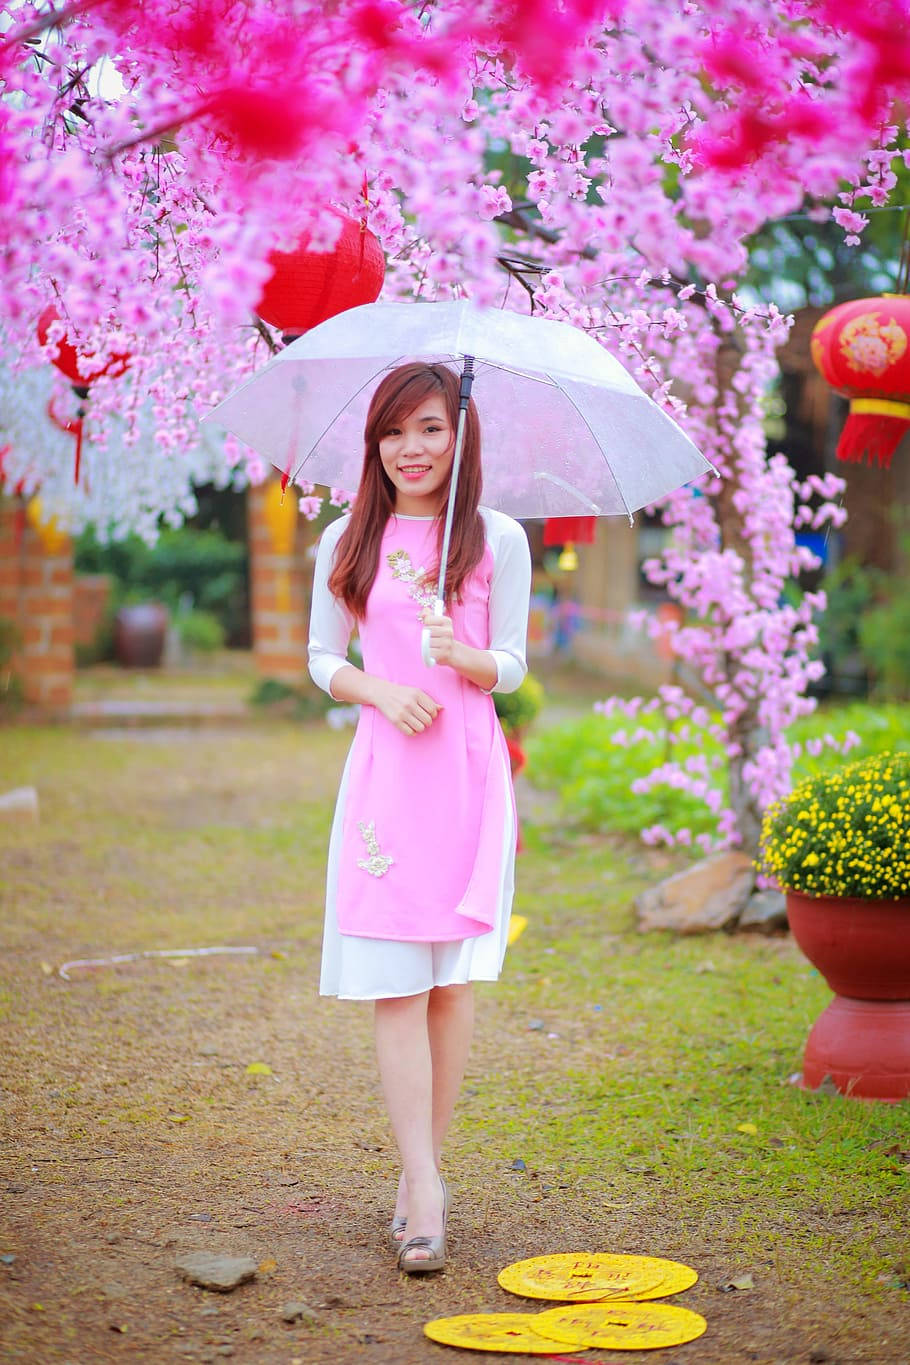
xmin=308 ymin=515 xmax=356 ymax=697
xmin=480 ymin=507 xmax=531 ymax=695
xmin=307 ymin=508 xmax=531 ymax=696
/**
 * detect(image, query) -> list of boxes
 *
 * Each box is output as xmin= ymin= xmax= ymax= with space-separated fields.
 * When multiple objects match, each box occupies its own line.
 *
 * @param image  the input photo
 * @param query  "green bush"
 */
xmin=74 ymin=526 xmax=248 ymax=646
xmin=526 ymin=711 xmax=722 ymax=840
xmin=493 ymin=671 xmax=546 ymax=736
xmin=526 ymin=700 xmax=910 ymax=839
xmin=814 ymin=554 xmax=875 ymax=693
xmin=249 ymin=677 xmax=331 ymax=720
xmin=815 ymin=531 xmax=910 ymax=699
xmin=858 ymin=595 xmax=910 ymax=701
xmin=0 ymin=616 xmax=23 ymax=709
xmin=176 ymin=609 xmax=225 ymax=654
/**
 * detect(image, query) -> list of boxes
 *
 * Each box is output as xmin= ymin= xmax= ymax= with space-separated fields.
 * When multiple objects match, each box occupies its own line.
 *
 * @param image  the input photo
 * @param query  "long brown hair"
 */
xmin=327 ymin=362 xmax=485 ymax=618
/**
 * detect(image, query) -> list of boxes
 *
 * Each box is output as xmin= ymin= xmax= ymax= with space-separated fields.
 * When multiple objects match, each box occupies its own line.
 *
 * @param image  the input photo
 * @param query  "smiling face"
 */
xmin=377 ymin=401 xmax=456 ymax=515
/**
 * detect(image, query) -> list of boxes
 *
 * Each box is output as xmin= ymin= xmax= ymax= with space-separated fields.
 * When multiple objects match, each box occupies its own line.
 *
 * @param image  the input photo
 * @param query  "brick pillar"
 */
xmin=0 ymin=494 xmax=74 ymax=713
xmin=248 ymin=478 xmax=313 ymax=683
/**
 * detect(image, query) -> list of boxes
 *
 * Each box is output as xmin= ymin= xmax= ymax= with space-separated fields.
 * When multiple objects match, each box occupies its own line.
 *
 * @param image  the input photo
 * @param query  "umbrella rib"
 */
xmin=532 ymin=473 xmax=602 ymax=514
xmin=548 ymin=373 xmax=636 ymax=526
xmin=475 ymin=361 xmax=561 ymax=386
xmin=290 ymin=362 xmax=392 ymax=480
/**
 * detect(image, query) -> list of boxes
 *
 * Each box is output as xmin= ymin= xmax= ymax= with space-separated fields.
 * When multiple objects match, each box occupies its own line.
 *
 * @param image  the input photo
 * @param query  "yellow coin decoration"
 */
xmin=423 ymin=1313 xmax=578 ymax=1354
xmin=507 ymin=913 xmax=529 ymax=945
xmin=627 ymin=1257 xmax=698 ymax=1301
xmin=531 ymin=1303 xmax=708 ymax=1350
xmin=498 ymin=1253 xmax=665 ymax=1302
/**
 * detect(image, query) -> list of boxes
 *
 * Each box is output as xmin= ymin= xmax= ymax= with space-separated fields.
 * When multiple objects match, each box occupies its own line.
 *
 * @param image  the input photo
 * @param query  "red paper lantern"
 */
xmin=255 ymin=212 xmax=385 ymax=338
xmin=811 ymin=293 xmax=910 ymax=468
xmin=37 ymin=306 xmax=131 ymax=486
xmin=542 ymin=516 xmax=597 ymax=546
xmin=37 ymin=306 xmax=131 ymax=386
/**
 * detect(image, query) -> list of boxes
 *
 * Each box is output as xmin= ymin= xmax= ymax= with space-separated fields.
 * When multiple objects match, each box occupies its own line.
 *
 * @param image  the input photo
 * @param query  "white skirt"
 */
xmin=319 ymin=744 xmax=515 ymax=1001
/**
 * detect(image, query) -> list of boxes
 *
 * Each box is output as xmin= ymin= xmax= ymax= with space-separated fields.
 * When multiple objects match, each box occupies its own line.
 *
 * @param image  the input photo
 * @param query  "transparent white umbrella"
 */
xmin=201 ymin=300 xmax=716 ymax=663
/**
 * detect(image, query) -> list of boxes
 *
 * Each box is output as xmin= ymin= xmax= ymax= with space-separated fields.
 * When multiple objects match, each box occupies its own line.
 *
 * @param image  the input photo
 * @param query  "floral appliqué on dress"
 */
xmin=386 ymin=548 xmax=437 ymax=618
xmin=357 ymin=821 xmax=394 ymax=878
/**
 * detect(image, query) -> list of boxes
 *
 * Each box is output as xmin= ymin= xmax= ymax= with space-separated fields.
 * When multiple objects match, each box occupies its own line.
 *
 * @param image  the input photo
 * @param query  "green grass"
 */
xmin=0 ymin=718 xmax=907 ymax=1361
xmin=526 ymin=698 xmax=910 ymax=839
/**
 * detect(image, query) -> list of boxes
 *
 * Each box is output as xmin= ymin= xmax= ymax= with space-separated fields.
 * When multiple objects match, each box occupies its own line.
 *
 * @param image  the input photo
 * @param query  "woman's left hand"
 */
xmin=421 ymin=610 xmax=458 ymax=667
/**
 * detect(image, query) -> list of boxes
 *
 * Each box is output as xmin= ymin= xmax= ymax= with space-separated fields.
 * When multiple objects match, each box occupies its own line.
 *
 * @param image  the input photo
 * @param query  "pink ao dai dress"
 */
xmin=308 ymin=508 xmax=532 ymax=1000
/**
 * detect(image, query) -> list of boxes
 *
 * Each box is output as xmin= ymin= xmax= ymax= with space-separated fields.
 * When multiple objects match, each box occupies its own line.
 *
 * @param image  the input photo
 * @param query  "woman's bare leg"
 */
xmin=388 ymin=983 xmax=474 ymax=1239
xmin=374 ymin=991 xmax=444 ymax=1263
xmin=428 ymin=982 xmax=475 ymax=1160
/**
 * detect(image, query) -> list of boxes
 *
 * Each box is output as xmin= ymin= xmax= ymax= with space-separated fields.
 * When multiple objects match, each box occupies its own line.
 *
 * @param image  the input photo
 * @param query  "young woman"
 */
xmin=308 ymin=361 xmax=531 ymax=1274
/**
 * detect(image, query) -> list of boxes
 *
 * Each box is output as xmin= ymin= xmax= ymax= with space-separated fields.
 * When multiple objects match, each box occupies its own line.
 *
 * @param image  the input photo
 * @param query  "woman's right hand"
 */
xmin=373 ymin=680 xmax=441 ymax=736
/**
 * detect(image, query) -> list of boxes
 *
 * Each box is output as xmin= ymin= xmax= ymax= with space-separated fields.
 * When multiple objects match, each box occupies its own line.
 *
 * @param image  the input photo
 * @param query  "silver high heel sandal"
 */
xmin=397 ymin=1177 xmax=448 ymax=1275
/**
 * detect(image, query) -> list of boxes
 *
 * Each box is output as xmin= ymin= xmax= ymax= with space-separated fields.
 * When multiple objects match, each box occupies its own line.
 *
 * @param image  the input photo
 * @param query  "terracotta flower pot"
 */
xmin=787 ymin=892 xmax=910 ymax=999
xmin=114 ymin=603 xmax=169 ymax=668
xmin=786 ymin=891 xmax=910 ymax=1101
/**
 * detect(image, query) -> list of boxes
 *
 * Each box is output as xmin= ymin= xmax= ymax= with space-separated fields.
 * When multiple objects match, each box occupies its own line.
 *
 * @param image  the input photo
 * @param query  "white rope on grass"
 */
xmin=57 ymin=945 xmax=260 ymax=981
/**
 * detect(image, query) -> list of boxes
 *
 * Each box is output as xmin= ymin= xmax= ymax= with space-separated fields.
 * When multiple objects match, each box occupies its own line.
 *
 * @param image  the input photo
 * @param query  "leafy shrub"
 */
xmin=815 ymin=532 xmax=910 ymax=700
xmin=526 ymin=711 xmax=722 ymax=841
xmin=249 ymin=676 xmax=331 ymax=720
xmin=250 ymin=678 xmax=299 ymax=707
xmin=858 ymin=594 xmax=910 ymax=701
xmin=74 ymin=526 xmax=248 ymax=645
xmin=493 ymin=672 xmax=546 ymax=736
xmin=526 ymin=700 xmax=910 ymax=841
xmin=0 ymin=616 xmax=23 ymax=708
xmin=176 ymin=609 xmax=225 ymax=653
xmin=814 ymin=555 xmax=875 ymax=694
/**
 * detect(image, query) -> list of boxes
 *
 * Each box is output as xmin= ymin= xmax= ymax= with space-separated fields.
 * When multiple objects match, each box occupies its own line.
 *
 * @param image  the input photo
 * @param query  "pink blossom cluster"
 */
xmin=1 ymin=0 xmax=908 ymax=841
xmin=591 ymin=290 xmax=855 ymax=851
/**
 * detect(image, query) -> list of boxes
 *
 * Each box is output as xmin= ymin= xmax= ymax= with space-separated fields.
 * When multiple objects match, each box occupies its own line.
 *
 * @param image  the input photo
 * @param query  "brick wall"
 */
xmin=0 ymin=494 xmax=74 ymax=712
xmin=73 ymin=574 xmax=112 ymax=649
xmin=247 ymin=479 xmax=313 ymax=683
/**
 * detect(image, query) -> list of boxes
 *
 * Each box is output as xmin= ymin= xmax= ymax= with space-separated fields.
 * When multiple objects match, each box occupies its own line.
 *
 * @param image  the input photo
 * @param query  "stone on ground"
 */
xmin=739 ymin=888 xmax=788 ymax=933
xmin=281 ymin=1300 xmax=319 ymax=1323
xmin=0 ymin=787 xmax=39 ymax=821
xmin=635 ymin=852 xmax=755 ymax=933
xmin=175 ymin=1252 xmax=258 ymax=1292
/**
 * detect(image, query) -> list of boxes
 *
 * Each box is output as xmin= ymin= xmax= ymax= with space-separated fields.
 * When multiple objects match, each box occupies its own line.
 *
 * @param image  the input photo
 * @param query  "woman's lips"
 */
xmin=400 ymin=465 xmax=431 ymax=480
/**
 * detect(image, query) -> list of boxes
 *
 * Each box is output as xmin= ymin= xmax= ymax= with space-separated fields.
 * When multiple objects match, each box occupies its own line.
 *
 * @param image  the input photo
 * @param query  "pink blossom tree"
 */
xmin=2 ymin=0 xmax=909 ymax=848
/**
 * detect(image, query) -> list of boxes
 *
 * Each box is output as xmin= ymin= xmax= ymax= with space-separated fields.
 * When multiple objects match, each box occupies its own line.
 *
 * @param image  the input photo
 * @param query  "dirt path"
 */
xmin=1 ymin=723 xmax=907 ymax=1365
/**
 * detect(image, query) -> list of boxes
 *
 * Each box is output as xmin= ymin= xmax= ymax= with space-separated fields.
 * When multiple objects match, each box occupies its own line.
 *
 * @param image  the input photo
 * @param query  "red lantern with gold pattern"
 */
xmin=811 ymin=294 xmax=910 ymax=468
xmin=255 ymin=211 xmax=385 ymax=340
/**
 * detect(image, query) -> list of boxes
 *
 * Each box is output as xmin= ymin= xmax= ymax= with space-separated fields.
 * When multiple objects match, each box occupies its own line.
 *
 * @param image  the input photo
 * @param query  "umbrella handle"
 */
xmin=423 ymin=358 xmax=474 ymax=670
xmin=420 ymin=598 xmax=445 ymax=668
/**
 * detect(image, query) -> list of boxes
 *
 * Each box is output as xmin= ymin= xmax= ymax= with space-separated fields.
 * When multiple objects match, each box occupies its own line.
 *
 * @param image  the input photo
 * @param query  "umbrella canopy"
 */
xmin=201 ymin=300 xmax=715 ymax=519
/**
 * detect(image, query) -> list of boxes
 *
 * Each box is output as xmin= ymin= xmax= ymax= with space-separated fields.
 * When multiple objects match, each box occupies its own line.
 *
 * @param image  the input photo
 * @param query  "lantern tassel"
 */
xmin=838 ymin=399 xmax=910 ymax=469
xmin=46 ymin=398 xmax=85 ymax=485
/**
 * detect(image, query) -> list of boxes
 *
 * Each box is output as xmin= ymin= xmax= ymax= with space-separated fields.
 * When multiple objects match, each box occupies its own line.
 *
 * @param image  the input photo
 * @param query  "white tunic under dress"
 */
xmin=308 ymin=507 xmax=531 ymax=1000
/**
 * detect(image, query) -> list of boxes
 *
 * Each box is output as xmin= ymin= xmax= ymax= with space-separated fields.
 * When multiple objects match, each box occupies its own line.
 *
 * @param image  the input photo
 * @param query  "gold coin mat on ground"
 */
xmin=423 ymin=1313 xmax=583 ymax=1353
xmin=497 ymin=1253 xmax=672 ymax=1303
xmin=507 ymin=913 xmax=528 ymax=945
xmin=600 ymin=1256 xmax=698 ymax=1302
xmin=531 ymin=1303 xmax=708 ymax=1350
